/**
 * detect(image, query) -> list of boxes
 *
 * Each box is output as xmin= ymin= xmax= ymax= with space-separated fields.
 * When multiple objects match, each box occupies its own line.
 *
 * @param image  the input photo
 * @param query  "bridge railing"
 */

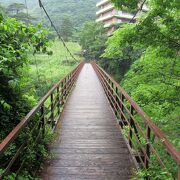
xmin=0 ymin=62 xmax=84 ymax=178
xmin=92 ymin=62 xmax=180 ymax=179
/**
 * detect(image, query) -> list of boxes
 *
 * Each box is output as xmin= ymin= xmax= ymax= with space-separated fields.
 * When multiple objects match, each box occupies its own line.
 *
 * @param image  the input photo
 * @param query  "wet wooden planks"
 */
xmin=42 ymin=64 xmax=135 ymax=180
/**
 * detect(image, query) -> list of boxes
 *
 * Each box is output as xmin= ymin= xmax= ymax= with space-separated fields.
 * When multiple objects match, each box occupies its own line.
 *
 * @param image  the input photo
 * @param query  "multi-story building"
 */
xmin=96 ymin=0 xmax=148 ymax=36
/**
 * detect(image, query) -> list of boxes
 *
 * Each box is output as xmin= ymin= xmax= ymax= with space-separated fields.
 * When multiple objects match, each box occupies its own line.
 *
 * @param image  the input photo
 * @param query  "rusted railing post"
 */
xmin=145 ymin=126 xmax=151 ymax=169
xmin=61 ymin=81 xmax=64 ymax=108
xmin=64 ymin=78 xmax=67 ymax=102
xmin=111 ymin=82 xmax=114 ymax=109
xmin=108 ymin=79 xmax=113 ymax=107
xmin=115 ymin=87 xmax=119 ymax=117
xmin=119 ymin=93 xmax=124 ymax=128
xmin=69 ymin=73 xmax=72 ymax=90
xmin=50 ymin=93 xmax=54 ymax=127
xmin=57 ymin=86 xmax=60 ymax=115
xmin=40 ymin=104 xmax=45 ymax=136
xmin=129 ymin=105 xmax=134 ymax=148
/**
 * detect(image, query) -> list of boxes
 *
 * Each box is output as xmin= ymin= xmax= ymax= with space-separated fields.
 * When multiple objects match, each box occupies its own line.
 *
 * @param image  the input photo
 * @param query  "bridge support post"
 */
xmin=50 ymin=93 xmax=54 ymax=127
xmin=57 ymin=86 xmax=60 ymax=115
xmin=64 ymin=78 xmax=67 ymax=102
xmin=129 ymin=105 xmax=134 ymax=148
xmin=115 ymin=87 xmax=119 ymax=117
xmin=110 ymin=82 xmax=114 ymax=108
xmin=119 ymin=93 xmax=125 ymax=128
xmin=107 ymin=79 xmax=112 ymax=106
xmin=145 ymin=126 xmax=151 ymax=169
xmin=40 ymin=104 xmax=45 ymax=136
xmin=61 ymin=81 xmax=64 ymax=108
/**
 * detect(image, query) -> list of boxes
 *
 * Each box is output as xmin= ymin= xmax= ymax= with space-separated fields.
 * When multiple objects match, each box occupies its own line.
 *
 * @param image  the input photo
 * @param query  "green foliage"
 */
xmin=0 ymin=16 xmax=50 ymax=140
xmin=122 ymin=47 xmax=180 ymax=147
xmin=60 ymin=16 xmax=73 ymax=42
xmin=102 ymin=0 xmax=179 ymax=178
xmin=6 ymin=3 xmax=25 ymax=14
xmin=28 ymin=40 xmax=81 ymax=97
xmin=106 ymin=0 xmax=180 ymax=148
xmin=79 ymin=21 xmax=108 ymax=60
xmin=0 ymin=15 xmax=54 ymax=178
xmin=111 ymin=0 xmax=139 ymax=11
xmin=101 ymin=24 xmax=142 ymax=81
xmin=13 ymin=12 xmax=36 ymax=23
xmin=35 ymin=0 xmax=98 ymax=29
xmin=2 ymin=0 xmax=98 ymax=29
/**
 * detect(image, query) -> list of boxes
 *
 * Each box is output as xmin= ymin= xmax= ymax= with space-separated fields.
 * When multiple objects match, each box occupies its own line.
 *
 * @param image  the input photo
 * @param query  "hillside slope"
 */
xmin=0 ymin=0 xmax=98 ymax=28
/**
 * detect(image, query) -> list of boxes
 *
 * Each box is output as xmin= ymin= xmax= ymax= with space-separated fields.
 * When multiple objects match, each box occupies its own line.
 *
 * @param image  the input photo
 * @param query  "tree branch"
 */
xmin=129 ymin=0 xmax=147 ymax=23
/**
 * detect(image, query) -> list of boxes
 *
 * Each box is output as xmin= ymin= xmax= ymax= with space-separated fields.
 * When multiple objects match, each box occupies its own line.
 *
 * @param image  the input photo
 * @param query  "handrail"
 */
xmin=92 ymin=62 xmax=180 ymax=179
xmin=0 ymin=62 xmax=84 ymax=178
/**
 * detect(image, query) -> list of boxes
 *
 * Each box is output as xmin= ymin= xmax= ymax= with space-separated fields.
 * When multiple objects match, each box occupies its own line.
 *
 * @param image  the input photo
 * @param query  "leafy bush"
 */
xmin=0 ymin=14 xmax=53 ymax=178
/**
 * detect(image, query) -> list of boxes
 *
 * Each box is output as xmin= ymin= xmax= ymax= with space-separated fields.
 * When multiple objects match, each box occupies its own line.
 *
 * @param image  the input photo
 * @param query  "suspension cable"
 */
xmin=129 ymin=0 xmax=147 ymax=23
xmin=38 ymin=0 xmax=78 ymax=62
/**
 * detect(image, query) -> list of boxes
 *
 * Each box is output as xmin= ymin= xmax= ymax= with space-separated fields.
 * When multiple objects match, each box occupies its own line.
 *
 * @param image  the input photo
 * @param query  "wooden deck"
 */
xmin=42 ymin=63 xmax=135 ymax=180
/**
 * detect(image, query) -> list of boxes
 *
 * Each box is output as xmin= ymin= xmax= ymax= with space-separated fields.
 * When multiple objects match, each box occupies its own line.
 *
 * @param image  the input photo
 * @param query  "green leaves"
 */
xmin=102 ymin=1 xmax=179 ymax=177
xmin=111 ymin=0 xmax=140 ymax=11
xmin=0 ymin=15 xmax=54 ymax=179
xmin=60 ymin=16 xmax=73 ymax=42
xmin=0 ymin=15 xmax=50 ymax=141
xmin=79 ymin=21 xmax=108 ymax=60
xmin=103 ymin=24 xmax=135 ymax=58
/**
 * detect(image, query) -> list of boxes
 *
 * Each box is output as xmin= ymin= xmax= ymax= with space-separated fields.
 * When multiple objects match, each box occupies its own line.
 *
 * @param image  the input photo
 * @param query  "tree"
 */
xmin=0 ymin=14 xmax=53 ymax=178
xmin=0 ymin=15 xmax=50 ymax=140
xmin=79 ymin=21 xmax=107 ymax=60
xmin=104 ymin=0 xmax=180 ymax=141
xmin=101 ymin=24 xmax=142 ymax=81
xmin=13 ymin=12 xmax=36 ymax=23
xmin=6 ymin=3 xmax=26 ymax=15
xmin=6 ymin=3 xmax=36 ymax=23
xmin=103 ymin=0 xmax=179 ymax=177
xmin=60 ymin=16 xmax=73 ymax=42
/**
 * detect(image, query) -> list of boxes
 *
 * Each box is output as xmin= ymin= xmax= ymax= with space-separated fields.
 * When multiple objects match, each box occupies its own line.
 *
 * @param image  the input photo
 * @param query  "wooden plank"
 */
xmin=51 ymin=148 xmax=129 ymax=154
xmin=46 ymin=167 xmax=131 ymax=175
xmin=43 ymin=174 xmax=131 ymax=180
xmin=42 ymin=64 xmax=135 ymax=179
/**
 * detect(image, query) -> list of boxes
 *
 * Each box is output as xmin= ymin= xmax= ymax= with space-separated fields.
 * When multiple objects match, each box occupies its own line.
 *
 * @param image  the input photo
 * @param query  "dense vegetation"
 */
xmin=0 ymin=14 xmax=50 ymax=140
xmin=0 ymin=4 xmax=81 ymax=178
xmin=0 ymin=0 xmax=98 ymax=28
xmin=29 ymin=40 xmax=81 ymax=97
xmin=102 ymin=0 xmax=179 ymax=149
xmin=98 ymin=0 xmax=179 ymax=178
xmin=0 ymin=13 xmax=51 ymax=179
xmin=79 ymin=21 xmax=108 ymax=60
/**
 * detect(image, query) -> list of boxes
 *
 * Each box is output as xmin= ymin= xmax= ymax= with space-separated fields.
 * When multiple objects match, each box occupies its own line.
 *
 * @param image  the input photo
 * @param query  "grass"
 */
xmin=28 ymin=40 xmax=82 ymax=97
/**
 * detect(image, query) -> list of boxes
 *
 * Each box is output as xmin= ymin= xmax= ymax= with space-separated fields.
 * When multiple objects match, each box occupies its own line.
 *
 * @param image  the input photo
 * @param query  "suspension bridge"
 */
xmin=0 ymin=62 xmax=179 ymax=180
xmin=0 ymin=0 xmax=180 ymax=179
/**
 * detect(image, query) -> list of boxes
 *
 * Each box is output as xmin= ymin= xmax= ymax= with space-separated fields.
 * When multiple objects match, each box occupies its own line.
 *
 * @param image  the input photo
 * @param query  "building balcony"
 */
xmin=116 ymin=11 xmax=134 ymax=20
xmin=96 ymin=11 xmax=134 ymax=23
xmin=96 ymin=4 xmax=114 ymax=16
xmin=96 ymin=14 xmax=114 ymax=22
xmin=96 ymin=0 xmax=110 ymax=7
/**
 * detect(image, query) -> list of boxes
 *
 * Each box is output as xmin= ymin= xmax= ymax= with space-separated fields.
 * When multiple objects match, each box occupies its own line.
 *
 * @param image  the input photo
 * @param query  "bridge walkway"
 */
xmin=42 ymin=63 xmax=135 ymax=180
